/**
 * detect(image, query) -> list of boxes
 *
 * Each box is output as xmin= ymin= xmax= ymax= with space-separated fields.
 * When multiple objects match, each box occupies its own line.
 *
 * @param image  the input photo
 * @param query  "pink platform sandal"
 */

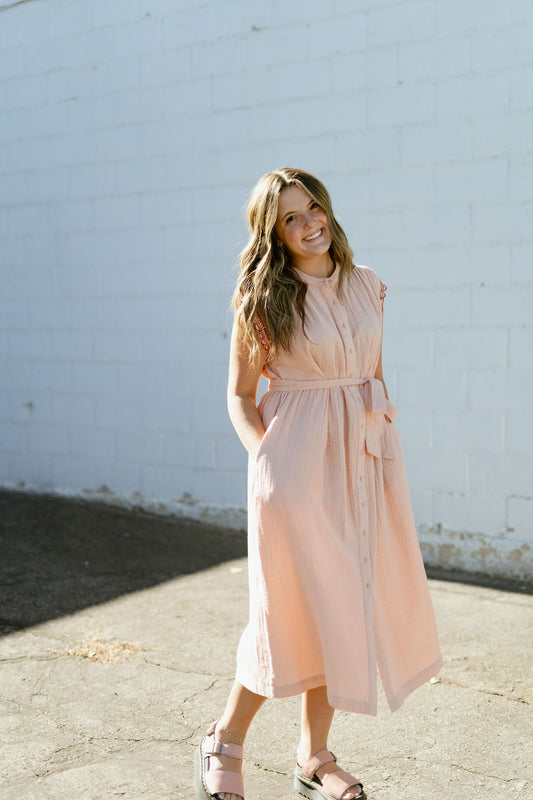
xmin=294 ymin=748 xmax=366 ymax=800
xmin=194 ymin=721 xmax=244 ymax=800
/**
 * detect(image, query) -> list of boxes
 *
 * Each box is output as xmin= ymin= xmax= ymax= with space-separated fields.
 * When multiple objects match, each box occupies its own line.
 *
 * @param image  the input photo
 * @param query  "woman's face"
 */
xmin=275 ymin=185 xmax=332 ymax=265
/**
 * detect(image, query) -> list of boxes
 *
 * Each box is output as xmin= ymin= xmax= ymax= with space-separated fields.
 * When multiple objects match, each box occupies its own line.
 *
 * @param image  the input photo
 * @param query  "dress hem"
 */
xmin=386 ymin=655 xmax=444 ymax=713
xmin=235 ymin=670 xmax=328 ymax=700
xmin=235 ymin=673 xmax=377 ymax=717
xmin=235 ymin=654 xmax=443 ymax=716
xmin=236 ymin=667 xmax=381 ymax=715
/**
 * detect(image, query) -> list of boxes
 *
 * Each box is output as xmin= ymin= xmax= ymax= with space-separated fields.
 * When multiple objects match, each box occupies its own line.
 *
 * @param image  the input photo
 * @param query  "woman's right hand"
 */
xmin=250 ymin=434 xmax=266 ymax=461
xmin=227 ymin=321 xmax=268 ymax=458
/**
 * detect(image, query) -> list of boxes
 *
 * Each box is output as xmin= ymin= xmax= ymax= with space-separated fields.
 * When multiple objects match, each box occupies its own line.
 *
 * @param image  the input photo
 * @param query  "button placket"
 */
xmin=332 ymin=296 xmax=356 ymax=368
xmin=356 ymin=429 xmax=372 ymax=598
xmin=329 ymin=280 xmax=371 ymax=598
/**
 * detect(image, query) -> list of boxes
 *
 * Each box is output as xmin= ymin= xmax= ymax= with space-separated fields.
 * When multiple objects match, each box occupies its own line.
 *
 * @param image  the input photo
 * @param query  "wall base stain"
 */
xmin=419 ymin=525 xmax=533 ymax=583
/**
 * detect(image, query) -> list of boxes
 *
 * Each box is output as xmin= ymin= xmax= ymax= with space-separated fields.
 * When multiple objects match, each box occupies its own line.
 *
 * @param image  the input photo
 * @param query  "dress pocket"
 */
xmin=254 ymin=415 xmax=277 ymax=464
xmin=384 ymin=398 xmax=398 ymax=424
xmin=380 ymin=401 xmax=398 ymax=460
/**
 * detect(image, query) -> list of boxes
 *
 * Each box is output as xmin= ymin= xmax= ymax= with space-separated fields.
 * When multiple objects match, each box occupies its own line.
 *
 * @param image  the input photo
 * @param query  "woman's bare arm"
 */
xmin=227 ymin=321 xmax=268 ymax=459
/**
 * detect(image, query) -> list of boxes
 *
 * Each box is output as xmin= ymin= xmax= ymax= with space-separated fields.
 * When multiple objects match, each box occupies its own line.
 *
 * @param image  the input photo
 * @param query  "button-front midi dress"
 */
xmin=235 ymin=263 xmax=442 ymax=715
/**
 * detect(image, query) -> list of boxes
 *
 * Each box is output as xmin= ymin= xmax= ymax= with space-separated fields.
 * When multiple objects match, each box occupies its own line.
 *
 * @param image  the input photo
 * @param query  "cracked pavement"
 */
xmin=0 ymin=489 xmax=532 ymax=799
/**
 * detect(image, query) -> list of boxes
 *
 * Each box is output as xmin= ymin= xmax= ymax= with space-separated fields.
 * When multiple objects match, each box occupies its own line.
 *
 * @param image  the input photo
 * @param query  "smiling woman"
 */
xmin=194 ymin=168 xmax=443 ymax=800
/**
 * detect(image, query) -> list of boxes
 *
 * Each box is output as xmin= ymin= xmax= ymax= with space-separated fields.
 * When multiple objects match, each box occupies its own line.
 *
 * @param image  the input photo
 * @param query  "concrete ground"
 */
xmin=0 ymin=489 xmax=532 ymax=800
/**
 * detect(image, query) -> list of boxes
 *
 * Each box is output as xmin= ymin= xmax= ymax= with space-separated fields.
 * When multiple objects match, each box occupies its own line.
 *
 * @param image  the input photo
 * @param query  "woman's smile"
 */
xmin=303 ymin=228 xmax=324 ymax=242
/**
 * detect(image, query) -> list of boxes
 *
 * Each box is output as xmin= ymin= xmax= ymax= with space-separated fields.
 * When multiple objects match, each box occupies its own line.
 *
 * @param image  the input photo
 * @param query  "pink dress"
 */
xmin=235 ymin=263 xmax=442 ymax=715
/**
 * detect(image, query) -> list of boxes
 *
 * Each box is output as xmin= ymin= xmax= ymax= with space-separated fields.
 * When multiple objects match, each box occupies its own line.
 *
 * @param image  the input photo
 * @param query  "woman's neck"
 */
xmin=293 ymin=253 xmax=335 ymax=278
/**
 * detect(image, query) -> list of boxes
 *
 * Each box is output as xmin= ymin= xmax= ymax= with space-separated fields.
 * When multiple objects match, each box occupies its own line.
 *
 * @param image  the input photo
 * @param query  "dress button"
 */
xmin=359 ymin=476 xmax=363 ymax=482
xmin=362 ymin=529 xmax=366 ymax=535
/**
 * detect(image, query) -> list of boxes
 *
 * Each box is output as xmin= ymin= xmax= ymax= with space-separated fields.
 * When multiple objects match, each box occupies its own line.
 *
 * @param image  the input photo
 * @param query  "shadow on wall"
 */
xmin=0 ymin=490 xmax=247 ymax=638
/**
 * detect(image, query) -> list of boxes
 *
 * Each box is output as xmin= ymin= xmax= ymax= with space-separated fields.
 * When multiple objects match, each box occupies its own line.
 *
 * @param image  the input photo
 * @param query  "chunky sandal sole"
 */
xmin=294 ymin=773 xmax=323 ymax=800
xmin=194 ymin=740 xmax=212 ymax=800
xmin=294 ymin=772 xmax=366 ymax=800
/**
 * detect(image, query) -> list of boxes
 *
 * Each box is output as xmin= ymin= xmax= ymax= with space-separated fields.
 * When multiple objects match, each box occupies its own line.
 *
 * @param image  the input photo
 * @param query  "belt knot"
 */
xmin=267 ymin=375 xmax=397 ymax=459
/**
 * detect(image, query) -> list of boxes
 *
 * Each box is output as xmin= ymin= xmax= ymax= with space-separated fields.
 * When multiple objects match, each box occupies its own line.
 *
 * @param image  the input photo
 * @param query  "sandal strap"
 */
xmin=298 ymin=748 xmax=337 ymax=779
xmin=205 ymin=767 xmax=244 ymax=797
xmin=322 ymin=768 xmax=364 ymax=799
xmin=204 ymin=733 xmax=243 ymax=760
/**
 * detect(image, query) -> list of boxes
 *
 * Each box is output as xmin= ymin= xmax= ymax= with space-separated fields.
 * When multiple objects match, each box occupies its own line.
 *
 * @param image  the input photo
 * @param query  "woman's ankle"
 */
xmin=297 ymin=740 xmax=329 ymax=765
xmin=214 ymin=720 xmax=247 ymax=745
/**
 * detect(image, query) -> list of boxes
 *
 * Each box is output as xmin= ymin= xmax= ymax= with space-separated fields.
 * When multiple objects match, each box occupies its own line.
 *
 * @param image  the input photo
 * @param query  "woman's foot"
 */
xmin=296 ymin=746 xmax=364 ymax=800
xmin=209 ymin=722 xmax=244 ymax=800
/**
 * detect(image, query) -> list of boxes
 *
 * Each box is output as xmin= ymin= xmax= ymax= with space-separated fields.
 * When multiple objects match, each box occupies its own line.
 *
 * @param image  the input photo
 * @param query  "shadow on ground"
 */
xmin=1 ymin=489 xmax=530 ymax=641
xmin=0 ymin=489 xmax=247 ymax=637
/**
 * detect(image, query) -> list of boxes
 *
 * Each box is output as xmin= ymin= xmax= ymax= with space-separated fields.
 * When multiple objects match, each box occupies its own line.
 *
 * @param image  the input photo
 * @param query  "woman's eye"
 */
xmin=286 ymin=215 xmax=296 ymax=223
xmin=310 ymin=202 xmax=319 ymax=209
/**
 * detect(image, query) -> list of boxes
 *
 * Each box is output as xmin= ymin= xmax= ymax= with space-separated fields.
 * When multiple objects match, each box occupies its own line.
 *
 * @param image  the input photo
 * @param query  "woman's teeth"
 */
xmin=304 ymin=229 xmax=322 ymax=241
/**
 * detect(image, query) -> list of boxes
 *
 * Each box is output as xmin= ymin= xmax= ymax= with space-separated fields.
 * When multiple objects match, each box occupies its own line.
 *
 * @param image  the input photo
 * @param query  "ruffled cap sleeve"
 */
xmin=379 ymin=279 xmax=387 ymax=310
xmin=253 ymin=313 xmax=271 ymax=352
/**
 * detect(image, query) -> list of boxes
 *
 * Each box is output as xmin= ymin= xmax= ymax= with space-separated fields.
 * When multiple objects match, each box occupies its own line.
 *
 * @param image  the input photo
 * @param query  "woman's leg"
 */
xmin=206 ymin=680 xmax=266 ymax=800
xmin=298 ymin=686 xmax=362 ymax=800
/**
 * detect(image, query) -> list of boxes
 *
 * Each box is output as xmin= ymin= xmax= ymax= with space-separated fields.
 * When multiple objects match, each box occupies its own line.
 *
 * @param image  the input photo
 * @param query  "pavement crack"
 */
xmin=254 ymin=762 xmax=288 ymax=776
xmin=142 ymin=657 xmax=218 ymax=678
xmin=94 ymin=735 xmax=187 ymax=744
xmin=180 ymin=678 xmax=219 ymax=707
xmin=413 ymin=756 xmax=520 ymax=784
xmin=0 ymin=654 xmax=66 ymax=663
xmin=437 ymin=676 xmax=531 ymax=705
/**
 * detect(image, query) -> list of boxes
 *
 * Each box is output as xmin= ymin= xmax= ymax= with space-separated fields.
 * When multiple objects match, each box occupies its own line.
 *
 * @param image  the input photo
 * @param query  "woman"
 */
xmin=194 ymin=168 xmax=442 ymax=800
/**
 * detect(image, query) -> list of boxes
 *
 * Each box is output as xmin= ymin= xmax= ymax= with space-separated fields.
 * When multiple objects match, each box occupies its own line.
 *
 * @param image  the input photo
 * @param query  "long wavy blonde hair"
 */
xmin=232 ymin=167 xmax=355 ymax=362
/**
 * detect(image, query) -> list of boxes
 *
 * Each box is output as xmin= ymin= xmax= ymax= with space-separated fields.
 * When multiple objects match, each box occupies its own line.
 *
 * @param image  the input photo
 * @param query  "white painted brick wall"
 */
xmin=1 ymin=0 xmax=532 ymax=580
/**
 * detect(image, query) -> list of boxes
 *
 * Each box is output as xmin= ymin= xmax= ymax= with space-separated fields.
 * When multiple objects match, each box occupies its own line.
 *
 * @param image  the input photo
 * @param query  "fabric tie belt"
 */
xmin=268 ymin=376 xmax=397 ymax=460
